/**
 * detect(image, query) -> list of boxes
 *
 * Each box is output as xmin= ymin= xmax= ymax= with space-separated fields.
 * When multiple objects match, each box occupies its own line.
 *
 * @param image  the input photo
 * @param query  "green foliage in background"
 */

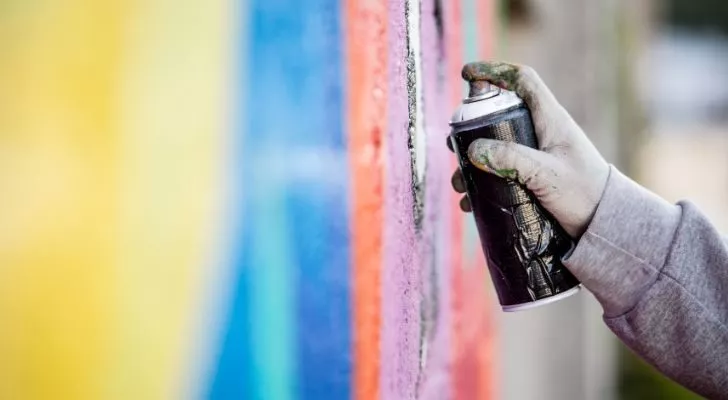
xmin=668 ymin=0 xmax=728 ymax=34
xmin=619 ymin=345 xmax=703 ymax=400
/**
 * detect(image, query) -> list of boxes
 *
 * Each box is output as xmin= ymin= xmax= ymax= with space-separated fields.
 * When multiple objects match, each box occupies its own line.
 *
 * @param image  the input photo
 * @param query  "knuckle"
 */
xmin=522 ymin=167 xmax=538 ymax=186
xmin=515 ymin=65 xmax=547 ymax=101
xmin=518 ymin=64 xmax=536 ymax=77
xmin=502 ymin=144 xmax=520 ymax=168
xmin=518 ymin=65 xmax=538 ymax=84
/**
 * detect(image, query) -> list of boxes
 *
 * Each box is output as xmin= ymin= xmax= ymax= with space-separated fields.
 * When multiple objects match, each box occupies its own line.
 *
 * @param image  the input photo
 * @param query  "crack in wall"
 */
xmin=406 ymin=0 xmax=426 ymax=231
xmin=405 ymin=0 xmax=428 ymax=394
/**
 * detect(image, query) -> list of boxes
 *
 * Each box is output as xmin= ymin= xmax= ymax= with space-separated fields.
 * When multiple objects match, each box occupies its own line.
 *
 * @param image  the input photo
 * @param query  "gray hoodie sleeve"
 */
xmin=563 ymin=166 xmax=728 ymax=399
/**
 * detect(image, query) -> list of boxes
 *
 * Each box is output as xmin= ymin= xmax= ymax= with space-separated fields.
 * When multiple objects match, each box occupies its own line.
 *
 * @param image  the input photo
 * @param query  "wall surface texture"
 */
xmin=213 ymin=0 xmax=500 ymax=399
xmin=0 ymin=0 xmax=501 ymax=399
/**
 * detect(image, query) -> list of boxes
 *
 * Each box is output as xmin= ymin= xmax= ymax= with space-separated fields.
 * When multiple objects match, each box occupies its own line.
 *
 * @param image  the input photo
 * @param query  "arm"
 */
xmin=453 ymin=61 xmax=728 ymax=398
xmin=565 ymin=167 xmax=728 ymax=399
xmin=565 ymin=169 xmax=728 ymax=398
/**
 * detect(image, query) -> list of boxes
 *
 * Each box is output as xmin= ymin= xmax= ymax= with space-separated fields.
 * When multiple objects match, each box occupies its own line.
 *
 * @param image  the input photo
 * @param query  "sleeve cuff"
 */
xmin=563 ymin=166 xmax=682 ymax=317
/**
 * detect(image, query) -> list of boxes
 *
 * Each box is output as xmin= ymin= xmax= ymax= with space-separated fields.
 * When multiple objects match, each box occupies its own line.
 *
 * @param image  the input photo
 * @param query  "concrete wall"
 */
xmin=0 ymin=0 xmax=502 ymax=399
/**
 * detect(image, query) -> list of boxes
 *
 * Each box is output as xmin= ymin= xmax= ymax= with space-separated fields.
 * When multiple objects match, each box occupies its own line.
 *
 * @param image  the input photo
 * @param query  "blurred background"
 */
xmin=502 ymin=1 xmax=727 ymax=399
xmin=0 ymin=0 xmax=725 ymax=399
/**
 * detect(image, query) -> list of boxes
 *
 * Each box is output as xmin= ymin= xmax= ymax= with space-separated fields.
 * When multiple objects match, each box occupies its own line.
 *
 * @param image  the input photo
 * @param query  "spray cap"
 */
xmin=450 ymin=80 xmax=522 ymax=127
xmin=466 ymin=80 xmax=501 ymax=102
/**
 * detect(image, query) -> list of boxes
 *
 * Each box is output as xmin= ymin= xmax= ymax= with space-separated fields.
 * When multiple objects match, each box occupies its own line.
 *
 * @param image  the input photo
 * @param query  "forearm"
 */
xmin=564 ymin=166 xmax=728 ymax=399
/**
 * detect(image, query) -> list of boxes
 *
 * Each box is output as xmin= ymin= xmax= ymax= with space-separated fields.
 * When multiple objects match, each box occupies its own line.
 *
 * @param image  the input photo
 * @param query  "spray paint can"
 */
xmin=449 ymin=80 xmax=581 ymax=312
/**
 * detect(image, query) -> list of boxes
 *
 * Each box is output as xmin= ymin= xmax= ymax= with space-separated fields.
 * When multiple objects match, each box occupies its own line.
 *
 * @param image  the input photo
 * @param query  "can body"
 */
xmin=450 ymin=97 xmax=580 ymax=311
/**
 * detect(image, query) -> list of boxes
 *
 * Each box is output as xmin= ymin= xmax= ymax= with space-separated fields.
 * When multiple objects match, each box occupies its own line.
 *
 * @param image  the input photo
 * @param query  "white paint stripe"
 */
xmin=407 ymin=0 xmax=426 ymax=186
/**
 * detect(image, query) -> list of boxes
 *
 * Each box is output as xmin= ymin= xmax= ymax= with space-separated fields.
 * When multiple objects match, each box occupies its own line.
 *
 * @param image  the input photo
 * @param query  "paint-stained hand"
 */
xmin=450 ymin=61 xmax=610 ymax=238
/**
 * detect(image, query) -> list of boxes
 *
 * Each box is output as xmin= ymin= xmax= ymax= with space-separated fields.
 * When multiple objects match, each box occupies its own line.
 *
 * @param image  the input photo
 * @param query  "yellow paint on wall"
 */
xmin=113 ymin=0 xmax=229 ymax=398
xmin=0 ymin=0 xmax=229 ymax=398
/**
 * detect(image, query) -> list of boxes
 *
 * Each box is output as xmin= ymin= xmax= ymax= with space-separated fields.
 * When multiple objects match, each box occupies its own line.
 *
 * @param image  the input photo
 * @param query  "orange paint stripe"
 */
xmin=346 ymin=1 xmax=388 ymax=399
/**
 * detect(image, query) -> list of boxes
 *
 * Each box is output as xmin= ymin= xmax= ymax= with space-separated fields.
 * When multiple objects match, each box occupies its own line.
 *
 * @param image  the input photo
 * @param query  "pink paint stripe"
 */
xmin=417 ymin=0 xmax=453 ymax=398
xmin=381 ymin=1 xmax=420 ymax=398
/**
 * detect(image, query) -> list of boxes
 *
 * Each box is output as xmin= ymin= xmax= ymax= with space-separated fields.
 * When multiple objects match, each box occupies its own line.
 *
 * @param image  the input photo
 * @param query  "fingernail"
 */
xmin=467 ymin=140 xmax=495 ymax=171
xmin=467 ymin=140 xmax=519 ymax=180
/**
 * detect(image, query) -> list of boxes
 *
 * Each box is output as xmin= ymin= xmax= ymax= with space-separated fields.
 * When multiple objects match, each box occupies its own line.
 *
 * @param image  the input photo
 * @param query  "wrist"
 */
xmin=575 ymin=163 xmax=611 ymax=239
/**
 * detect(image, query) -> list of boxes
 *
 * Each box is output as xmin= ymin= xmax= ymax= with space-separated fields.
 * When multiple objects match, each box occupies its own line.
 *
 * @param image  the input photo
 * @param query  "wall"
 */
xmin=0 ymin=0 xmax=501 ymax=399
xmin=0 ymin=0 xmax=228 ymax=398
xmin=212 ymin=0 xmax=500 ymax=399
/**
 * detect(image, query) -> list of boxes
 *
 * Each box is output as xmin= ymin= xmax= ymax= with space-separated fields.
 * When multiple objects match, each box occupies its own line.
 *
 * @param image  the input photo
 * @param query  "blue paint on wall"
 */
xmin=208 ymin=0 xmax=351 ymax=399
xmin=289 ymin=0 xmax=351 ymax=398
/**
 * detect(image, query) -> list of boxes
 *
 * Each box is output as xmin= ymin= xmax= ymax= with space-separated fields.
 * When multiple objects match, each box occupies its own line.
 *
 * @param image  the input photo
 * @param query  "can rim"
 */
xmin=449 ymin=103 xmax=525 ymax=131
xmin=463 ymin=87 xmax=501 ymax=104
xmin=501 ymin=284 xmax=582 ymax=312
xmin=449 ymin=90 xmax=524 ymax=130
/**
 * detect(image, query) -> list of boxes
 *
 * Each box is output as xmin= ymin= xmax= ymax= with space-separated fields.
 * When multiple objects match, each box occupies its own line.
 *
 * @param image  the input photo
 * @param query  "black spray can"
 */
xmin=449 ymin=81 xmax=581 ymax=311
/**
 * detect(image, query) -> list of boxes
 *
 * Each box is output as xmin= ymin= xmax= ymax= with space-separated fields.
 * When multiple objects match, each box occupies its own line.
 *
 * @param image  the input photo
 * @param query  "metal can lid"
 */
xmin=449 ymin=89 xmax=524 ymax=127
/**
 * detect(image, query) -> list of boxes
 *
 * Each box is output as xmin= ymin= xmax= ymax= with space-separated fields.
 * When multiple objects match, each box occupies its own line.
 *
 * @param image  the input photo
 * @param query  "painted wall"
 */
xmin=0 ymin=0 xmax=499 ymax=399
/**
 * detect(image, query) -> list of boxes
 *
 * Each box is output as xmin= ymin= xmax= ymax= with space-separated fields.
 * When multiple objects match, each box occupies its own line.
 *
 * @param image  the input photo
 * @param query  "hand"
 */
xmin=450 ymin=61 xmax=610 ymax=239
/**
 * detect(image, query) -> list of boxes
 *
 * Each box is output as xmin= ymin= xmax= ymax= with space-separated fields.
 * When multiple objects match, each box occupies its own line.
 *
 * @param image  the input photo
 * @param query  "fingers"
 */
xmin=460 ymin=61 xmax=553 ymax=108
xmin=459 ymin=195 xmax=471 ymax=212
xmin=461 ymin=61 xmax=575 ymax=146
xmin=467 ymin=138 xmax=554 ymax=189
xmin=451 ymin=169 xmax=466 ymax=193
xmin=450 ymin=170 xmax=471 ymax=212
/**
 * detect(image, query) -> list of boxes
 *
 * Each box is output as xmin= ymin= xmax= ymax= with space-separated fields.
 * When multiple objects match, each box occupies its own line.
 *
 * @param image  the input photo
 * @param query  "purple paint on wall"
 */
xmin=381 ymin=0 xmax=421 ymax=398
xmin=418 ymin=0 xmax=453 ymax=397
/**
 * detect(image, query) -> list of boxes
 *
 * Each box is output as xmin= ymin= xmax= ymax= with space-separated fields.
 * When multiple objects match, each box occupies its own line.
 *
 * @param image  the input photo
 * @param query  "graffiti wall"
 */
xmin=0 ymin=0 xmax=499 ymax=398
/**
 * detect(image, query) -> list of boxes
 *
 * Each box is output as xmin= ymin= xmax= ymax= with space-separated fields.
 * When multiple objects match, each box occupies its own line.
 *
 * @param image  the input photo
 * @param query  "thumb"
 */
xmin=467 ymin=138 xmax=554 ymax=187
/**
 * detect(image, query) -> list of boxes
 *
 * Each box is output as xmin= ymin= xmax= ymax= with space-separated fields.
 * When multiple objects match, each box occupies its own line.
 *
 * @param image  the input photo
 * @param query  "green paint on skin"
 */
xmin=471 ymin=150 xmax=519 ymax=180
xmin=495 ymin=168 xmax=518 ymax=180
xmin=461 ymin=61 xmax=523 ymax=96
